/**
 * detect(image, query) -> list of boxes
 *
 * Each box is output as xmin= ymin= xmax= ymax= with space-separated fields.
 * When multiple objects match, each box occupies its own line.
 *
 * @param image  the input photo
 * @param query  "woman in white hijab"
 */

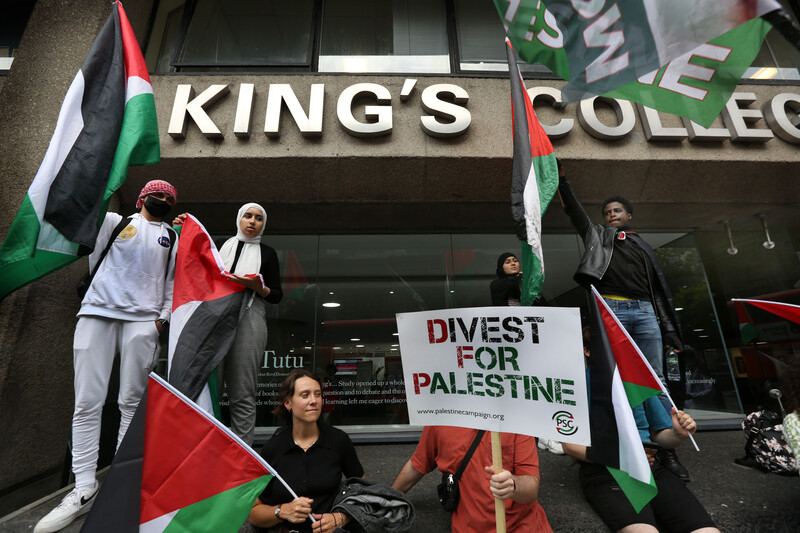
xmin=215 ymin=203 xmax=284 ymax=444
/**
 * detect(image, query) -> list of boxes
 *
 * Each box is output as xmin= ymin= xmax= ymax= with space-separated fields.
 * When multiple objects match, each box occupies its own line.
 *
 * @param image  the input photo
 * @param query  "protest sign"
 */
xmin=397 ymin=306 xmax=589 ymax=445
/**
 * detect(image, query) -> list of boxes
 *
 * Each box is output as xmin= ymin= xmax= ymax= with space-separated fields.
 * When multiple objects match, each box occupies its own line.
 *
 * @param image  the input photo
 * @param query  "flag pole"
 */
xmin=491 ymin=431 xmax=507 ymax=533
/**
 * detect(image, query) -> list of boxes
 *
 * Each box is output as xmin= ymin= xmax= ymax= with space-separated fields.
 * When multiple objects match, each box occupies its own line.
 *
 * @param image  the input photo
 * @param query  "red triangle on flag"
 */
xmin=593 ymin=290 xmax=663 ymax=392
xmin=140 ymin=375 xmax=271 ymax=523
xmin=172 ymin=215 xmax=245 ymax=310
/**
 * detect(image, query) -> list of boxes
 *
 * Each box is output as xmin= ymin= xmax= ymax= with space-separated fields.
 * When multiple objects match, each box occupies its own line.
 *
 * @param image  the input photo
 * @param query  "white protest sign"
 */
xmin=397 ymin=306 xmax=589 ymax=445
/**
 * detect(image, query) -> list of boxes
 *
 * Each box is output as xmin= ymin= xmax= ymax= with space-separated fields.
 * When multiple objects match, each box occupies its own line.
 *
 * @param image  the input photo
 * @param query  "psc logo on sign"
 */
xmin=552 ymin=411 xmax=577 ymax=436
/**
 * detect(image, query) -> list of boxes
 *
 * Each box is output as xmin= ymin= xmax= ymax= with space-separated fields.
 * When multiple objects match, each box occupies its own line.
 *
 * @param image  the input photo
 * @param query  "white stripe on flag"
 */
xmin=643 ymin=0 xmax=781 ymax=64
xmin=611 ymin=367 xmax=651 ymax=484
xmin=139 ymin=509 xmax=177 ymax=533
xmin=522 ymin=163 xmax=544 ymax=274
xmin=126 ymin=75 xmax=153 ymax=103
xmin=30 ymin=71 xmax=86 ymax=254
xmin=167 ymin=300 xmax=201 ymax=371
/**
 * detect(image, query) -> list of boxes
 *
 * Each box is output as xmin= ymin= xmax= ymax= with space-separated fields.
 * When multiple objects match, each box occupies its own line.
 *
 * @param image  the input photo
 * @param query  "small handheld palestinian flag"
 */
xmin=0 ymin=1 xmax=159 ymax=300
xmin=505 ymin=38 xmax=559 ymax=305
xmin=587 ymin=287 xmax=662 ymax=512
xmin=82 ymin=373 xmax=297 ymax=533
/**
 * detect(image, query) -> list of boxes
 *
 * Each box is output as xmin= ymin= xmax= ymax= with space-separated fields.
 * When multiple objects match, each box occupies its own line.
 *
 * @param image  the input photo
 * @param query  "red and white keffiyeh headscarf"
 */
xmin=136 ymin=180 xmax=178 ymax=209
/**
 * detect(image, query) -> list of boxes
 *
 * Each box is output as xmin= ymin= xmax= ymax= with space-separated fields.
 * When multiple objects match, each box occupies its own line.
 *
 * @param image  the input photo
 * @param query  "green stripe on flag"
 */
xmin=0 ymin=195 xmax=80 ymax=300
xmin=0 ymin=195 xmax=42 ymax=267
xmin=603 ymin=18 xmax=772 ymax=128
xmin=160 ymin=475 xmax=272 ymax=533
xmin=607 ymin=466 xmax=657 ymax=513
xmin=740 ymin=323 xmax=757 ymax=345
xmin=622 ymin=382 xmax=663 ymax=409
xmin=106 ymin=92 xmax=160 ymax=200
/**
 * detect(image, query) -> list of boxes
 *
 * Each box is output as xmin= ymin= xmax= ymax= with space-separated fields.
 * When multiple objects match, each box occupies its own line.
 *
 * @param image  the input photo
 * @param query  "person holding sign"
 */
xmin=392 ymin=426 xmax=552 ymax=532
xmin=250 ymin=370 xmax=364 ymax=533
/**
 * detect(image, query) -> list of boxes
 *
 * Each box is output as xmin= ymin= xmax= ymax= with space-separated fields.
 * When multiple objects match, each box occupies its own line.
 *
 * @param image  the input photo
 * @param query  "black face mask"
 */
xmin=144 ymin=197 xmax=172 ymax=218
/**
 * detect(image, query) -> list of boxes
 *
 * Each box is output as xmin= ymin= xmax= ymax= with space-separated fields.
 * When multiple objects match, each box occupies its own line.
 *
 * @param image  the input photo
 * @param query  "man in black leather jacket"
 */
xmin=558 ymin=163 xmax=691 ymax=481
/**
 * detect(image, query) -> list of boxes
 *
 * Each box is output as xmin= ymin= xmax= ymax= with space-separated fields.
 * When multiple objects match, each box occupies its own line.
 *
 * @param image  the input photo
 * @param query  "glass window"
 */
xmin=319 ymin=0 xmax=450 ymax=73
xmin=0 ymin=1 xmax=35 ymax=73
xmin=175 ymin=0 xmax=315 ymax=68
xmin=453 ymin=0 xmax=561 ymax=75
xmin=153 ymin=4 xmax=185 ymax=73
xmin=743 ymin=0 xmax=800 ymax=80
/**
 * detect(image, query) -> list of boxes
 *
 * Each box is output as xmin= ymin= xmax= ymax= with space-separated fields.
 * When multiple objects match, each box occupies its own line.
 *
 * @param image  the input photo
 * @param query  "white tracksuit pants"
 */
xmin=71 ymin=316 xmax=160 ymax=487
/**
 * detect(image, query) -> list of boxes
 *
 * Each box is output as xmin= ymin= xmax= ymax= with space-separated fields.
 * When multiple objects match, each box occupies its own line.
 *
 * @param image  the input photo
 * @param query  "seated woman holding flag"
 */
xmin=250 ymin=369 xmax=364 ymax=533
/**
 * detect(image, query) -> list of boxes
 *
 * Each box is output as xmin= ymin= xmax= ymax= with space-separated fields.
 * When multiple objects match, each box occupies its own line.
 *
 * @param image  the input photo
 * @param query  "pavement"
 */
xmin=1 ymin=430 xmax=799 ymax=532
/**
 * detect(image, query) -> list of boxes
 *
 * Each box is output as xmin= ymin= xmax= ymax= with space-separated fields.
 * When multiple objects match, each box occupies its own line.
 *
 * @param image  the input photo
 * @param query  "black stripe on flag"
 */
xmin=585 ymin=294 xmax=622 ymax=468
xmin=506 ymin=40 xmax=532 ymax=243
xmin=44 ymin=7 xmax=125 ymax=249
xmin=80 ymin=388 xmax=146 ymax=533
xmin=168 ymin=291 xmax=248 ymax=402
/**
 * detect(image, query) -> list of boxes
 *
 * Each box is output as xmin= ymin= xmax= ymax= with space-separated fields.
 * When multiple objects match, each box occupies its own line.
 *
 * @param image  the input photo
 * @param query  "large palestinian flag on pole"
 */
xmin=587 ymin=287 xmax=664 ymax=512
xmin=168 ymin=214 xmax=257 ymax=413
xmin=82 ymin=374 xmax=279 ymax=533
xmin=733 ymin=298 xmax=800 ymax=325
xmin=505 ymin=38 xmax=559 ymax=305
xmin=0 ymin=1 xmax=159 ymax=300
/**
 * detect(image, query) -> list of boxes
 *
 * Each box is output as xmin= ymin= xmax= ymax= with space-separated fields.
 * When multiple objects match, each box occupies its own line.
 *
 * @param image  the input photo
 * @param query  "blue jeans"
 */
xmin=602 ymin=298 xmax=665 ymax=383
xmin=603 ymin=298 xmax=673 ymax=415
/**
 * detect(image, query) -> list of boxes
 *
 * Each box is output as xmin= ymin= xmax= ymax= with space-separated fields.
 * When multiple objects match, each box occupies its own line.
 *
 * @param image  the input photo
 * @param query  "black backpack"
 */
xmin=737 ymin=410 xmax=798 ymax=475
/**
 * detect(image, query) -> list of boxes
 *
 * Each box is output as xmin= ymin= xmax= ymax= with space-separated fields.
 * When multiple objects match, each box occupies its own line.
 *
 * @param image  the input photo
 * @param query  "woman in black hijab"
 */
xmin=490 ymin=252 xmax=523 ymax=306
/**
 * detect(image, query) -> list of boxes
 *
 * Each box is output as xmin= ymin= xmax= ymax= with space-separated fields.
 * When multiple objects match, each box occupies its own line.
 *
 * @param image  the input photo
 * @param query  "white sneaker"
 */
xmin=34 ymin=482 xmax=98 ymax=533
xmin=538 ymin=439 xmax=565 ymax=455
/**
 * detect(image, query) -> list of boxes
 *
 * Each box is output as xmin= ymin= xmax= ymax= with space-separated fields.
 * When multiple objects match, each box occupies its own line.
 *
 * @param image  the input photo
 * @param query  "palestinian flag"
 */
xmin=733 ymin=298 xmax=800 ymax=326
xmin=0 ymin=1 xmax=159 ymax=300
xmin=536 ymin=0 xmax=780 ymax=103
xmin=505 ymin=38 xmax=559 ymax=305
xmin=587 ymin=287 xmax=664 ymax=512
xmin=497 ymin=0 xmax=780 ymax=127
xmin=734 ymin=300 xmax=758 ymax=345
xmin=168 ymin=214 xmax=256 ymax=414
xmin=82 ymin=374 xmax=277 ymax=533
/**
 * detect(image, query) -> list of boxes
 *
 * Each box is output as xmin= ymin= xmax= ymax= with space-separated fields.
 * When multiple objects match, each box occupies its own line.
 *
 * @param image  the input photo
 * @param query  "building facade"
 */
xmin=1 ymin=0 xmax=799 ymax=512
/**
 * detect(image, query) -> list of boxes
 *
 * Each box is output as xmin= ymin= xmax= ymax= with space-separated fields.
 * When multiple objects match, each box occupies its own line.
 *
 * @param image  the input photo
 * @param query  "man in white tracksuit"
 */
xmin=35 ymin=180 xmax=179 ymax=533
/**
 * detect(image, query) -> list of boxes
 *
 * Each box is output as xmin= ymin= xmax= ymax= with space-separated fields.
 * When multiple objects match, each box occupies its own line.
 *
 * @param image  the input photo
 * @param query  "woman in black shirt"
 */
xmin=250 ymin=370 xmax=364 ymax=533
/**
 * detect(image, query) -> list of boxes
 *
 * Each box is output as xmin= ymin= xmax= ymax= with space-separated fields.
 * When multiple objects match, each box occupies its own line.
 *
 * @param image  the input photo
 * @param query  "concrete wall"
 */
xmin=0 ymin=0 xmax=154 ymax=506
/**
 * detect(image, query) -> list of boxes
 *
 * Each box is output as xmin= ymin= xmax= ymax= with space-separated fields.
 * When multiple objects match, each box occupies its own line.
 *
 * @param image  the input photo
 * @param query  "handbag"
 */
xmin=436 ymin=429 xmax=485 ymax=512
